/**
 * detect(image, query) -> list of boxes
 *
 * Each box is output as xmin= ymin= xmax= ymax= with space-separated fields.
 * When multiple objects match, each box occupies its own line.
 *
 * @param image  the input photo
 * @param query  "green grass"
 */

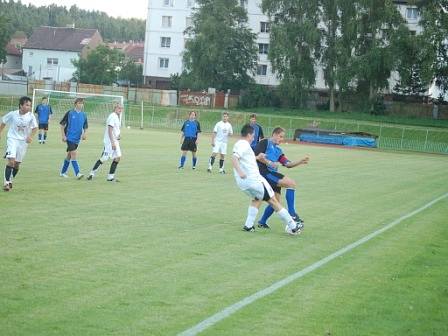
xmin=1 ymin=124 xmax=447 ymax=335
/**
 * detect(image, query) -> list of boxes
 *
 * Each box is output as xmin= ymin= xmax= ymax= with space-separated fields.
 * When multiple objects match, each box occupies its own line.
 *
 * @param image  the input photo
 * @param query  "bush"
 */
xmin=239 ymin=85 xmax=281 ymax=108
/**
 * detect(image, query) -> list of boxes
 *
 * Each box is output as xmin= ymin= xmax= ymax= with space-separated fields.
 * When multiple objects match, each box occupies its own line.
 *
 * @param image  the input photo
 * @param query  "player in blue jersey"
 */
xmin=34 ymin=97 xmax=53 ymax=144
xmin=249 ymin=113 xmax=264 ymax=150
xmin=178 ymin=111 xmax=201 ymax=169
xmin=254 ymin=127 xmax=309 ymax=229
xmin=59 ymin=98 xmax=88 ymax=179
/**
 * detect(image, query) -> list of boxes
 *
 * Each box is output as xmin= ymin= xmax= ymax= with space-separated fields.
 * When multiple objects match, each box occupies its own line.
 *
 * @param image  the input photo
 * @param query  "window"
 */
xmin=161 ymin=37 xmax=171 ymax=48
xmin=163 ymin=0 xmax=174 ymax=6
xmin=409 ymin=30 xmax=416 ymax=36
xmin=47 ymin=58 xmax=59 ymax=65
xmin=260 ymin=22 xmax=270 ymax=33
xmin=159 ymin=58 xmax=169 ymax=69
xmin=406 ymin=7 xmax=419 ymax=20
xmin=186 ymin=16 xmax=192 ymax=28
xmin=258 ymin=43 xmax=269 ymax=54
xmin=257 ymin=64 xmax=267 ymax=76
xmin=162 ymin=16 xmax=172 ymax=28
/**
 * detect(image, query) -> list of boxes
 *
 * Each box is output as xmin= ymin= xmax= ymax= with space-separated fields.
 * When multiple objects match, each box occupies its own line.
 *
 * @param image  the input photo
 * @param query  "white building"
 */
xmin=22 ymin=26 xmax=103 ymax=82
xmin=143 ymin=0 xmax=425 ymax=91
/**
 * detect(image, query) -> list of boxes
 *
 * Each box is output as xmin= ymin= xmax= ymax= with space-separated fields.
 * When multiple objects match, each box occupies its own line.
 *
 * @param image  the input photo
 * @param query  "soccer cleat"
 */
xmin=243 ymin=226 xmax=255 ymax=232
xmin=86 ymin=174 xmax=93 ymax=180
xmin=178 ymin=166 xmax=184 ymax=170
xmin=8 ymin=182 xmax=12 ymax=189
xmin=76 ymin=173 xmax=84 ymax=180
xmin=285 ymin=224 xmax=302 ymax=236
xmin=257 ymin=222 xmax=271 ymax=229
xmin=192 ymin=166 xmax=196 ymax=170
xmin=60 ymin=173 xmax=69 ymax=178
xmin=207 ymin=168 xmax=212 ymax=173
xmin=219 ymin=169 xmax=226 ymax=174
xmin=292 ymin=214 xmax=304 ymax=225
xmin=3 ymin=183 xmax=10 ymax=192
xmin=107 ymin=178 xmax=120 ymax=182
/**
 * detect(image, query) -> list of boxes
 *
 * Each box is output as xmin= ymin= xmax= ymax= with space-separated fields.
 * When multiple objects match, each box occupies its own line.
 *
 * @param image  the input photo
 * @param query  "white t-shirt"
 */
xmin=2 ymin=110 xmax=38 ymax=141
xmin=232 ymin=139 xmax=261 ymax=184
xmin=103 ymin=112 xmax=121 ymax=145
xmin=213 ymin=120 xmax=233 ymax=143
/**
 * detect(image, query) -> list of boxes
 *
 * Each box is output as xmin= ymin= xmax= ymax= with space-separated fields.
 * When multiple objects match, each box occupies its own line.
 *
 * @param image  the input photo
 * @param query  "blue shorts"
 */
xmin=263 ymin=171 xmax=284 ymax=194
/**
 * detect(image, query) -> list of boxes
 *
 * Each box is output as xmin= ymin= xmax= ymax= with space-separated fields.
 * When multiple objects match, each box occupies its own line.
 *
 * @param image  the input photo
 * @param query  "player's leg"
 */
xmin=191 ymin=140 xmax=198 ymax=169
xmin=277 ymin=176 xmax=303 ymax=222
xmin=87 ymin=148 xmax=108 ymax=180
xmin=218 ymin=152 xmax=225 ymax=174
xmin=258 ymin=192 xmax=281 ymax=229
xmin=208 ymin=152 xmax=217 ymax=172
xmin=4 ymin=138 xmax=18 ymax=191
xmin=43 ymin=124 xmax=49 ymax=143
xmin=107 ymin=145 xmax=121 ymax=181
xmin=243 ymin=199 xmax=262 ymax=232
xmin=179 ymin=139 xmax=188 ymax=169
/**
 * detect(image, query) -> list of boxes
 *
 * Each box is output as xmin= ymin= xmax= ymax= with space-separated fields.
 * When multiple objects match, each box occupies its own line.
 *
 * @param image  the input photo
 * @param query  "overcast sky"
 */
xmin=20 ymin=0 xmax=148 ymax=19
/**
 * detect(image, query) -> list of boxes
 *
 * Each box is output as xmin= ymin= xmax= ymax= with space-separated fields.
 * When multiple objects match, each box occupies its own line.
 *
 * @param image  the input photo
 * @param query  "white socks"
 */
xmin=277 ymin=208 xmax=296 ymax=229
xmin=244 ymin=206 xmax=259 ymax=228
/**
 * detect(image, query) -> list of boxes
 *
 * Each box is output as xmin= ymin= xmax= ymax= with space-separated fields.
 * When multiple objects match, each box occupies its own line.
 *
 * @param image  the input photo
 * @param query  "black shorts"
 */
xmin=181 ymin=137 xmax=197 ymax=152
xmin=263 ymin=171 xmax=284 ymax=194
xmin=66 ymin=141 xmax=79 ymax=152
xmin=38 ymin=123 xmax=49 ymax=130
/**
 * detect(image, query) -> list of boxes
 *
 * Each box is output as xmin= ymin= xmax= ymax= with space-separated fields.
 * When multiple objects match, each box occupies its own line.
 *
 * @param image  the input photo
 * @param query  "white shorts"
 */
xmin=5 ymin=138 xmax=28 ymax=162
xmin=212 ymin=141 xmax=228 ymax=155
xmin=238 ymin=175 xmax=274 ymax=201
xmin=101 ymin=142 xmax=122 ymax=161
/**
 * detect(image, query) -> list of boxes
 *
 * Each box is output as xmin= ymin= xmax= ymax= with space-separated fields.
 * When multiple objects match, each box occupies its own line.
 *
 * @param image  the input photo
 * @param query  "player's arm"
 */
xmin=0 ymin=122 xmax=5 ymax=138
xmin=231 ymin=154 xmax=246 ymax=179
xmin=60 ymin=111 xmax=69 ymax=142
xmin=108 ymin=125 xmax=116 ymax=150
xmin=195 ymin=121 xmax=201 ymax=144
xmin=254 ymin=139 xmax=276 ymax=168
xmin=82 ymin=118 xmax=88 ymax=140
xmin=26 ymin=116 xmax=38 ymax=143
xmin=283 ymin=156 xmax=310 ymax=168
xmin=259 ymin=125 xmax=264 ymax=140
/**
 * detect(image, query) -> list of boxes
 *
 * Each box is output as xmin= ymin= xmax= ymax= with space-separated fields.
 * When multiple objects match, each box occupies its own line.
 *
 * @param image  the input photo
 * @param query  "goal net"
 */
xmin=32 ymin=89 xmax=125 ymax=126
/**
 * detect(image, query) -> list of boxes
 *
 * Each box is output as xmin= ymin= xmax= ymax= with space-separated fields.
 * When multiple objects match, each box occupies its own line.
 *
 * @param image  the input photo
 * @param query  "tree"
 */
xmin=262 ymin=0 xmax=321 ymax=107
xmin=0 ymin=13 xmax=12 ymax=64
xmin=352 ymin=0 xmax=408 ymax=110
xmin=73 ymin=45 xmax=124 ymax=85
xmin=119 ymin=60 xmax=143 ymax=86
xmin=182 ymin=0 xmax=257 ymax=91
xmin=418 ymin=0 xmax=448 ymax=100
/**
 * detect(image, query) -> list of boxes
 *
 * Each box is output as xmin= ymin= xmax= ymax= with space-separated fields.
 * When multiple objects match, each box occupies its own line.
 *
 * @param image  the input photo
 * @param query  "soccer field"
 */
xmin=1 ymin=125 xmax=447 ymax=335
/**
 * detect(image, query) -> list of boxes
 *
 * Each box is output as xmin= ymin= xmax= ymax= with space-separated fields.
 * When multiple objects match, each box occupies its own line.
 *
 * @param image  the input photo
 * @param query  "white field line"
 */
xmin=178 ymin=192 xmax=448 ymax=336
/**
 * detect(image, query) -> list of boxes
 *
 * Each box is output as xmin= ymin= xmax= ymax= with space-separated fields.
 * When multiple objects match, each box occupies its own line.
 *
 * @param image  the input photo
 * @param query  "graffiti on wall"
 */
xmin=179 ymin=91 xmax=211 ymax=106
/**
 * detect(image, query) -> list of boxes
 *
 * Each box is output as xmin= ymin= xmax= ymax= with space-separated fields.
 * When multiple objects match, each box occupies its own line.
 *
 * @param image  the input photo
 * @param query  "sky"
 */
xmin=20 ymin=0 xmax=148 ymax=20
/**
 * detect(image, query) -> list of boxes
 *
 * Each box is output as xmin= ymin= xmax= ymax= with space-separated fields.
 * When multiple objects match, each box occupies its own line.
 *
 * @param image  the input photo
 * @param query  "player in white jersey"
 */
xmin=0 ymin=96 xmax=38 ymax=191
xmin=232 ymin=124 xmax=302 ymax=235
xmin=207 ymin=112 xmax=233 ymax=174
xmin=87 ymin=103 xmax=123 ymax=182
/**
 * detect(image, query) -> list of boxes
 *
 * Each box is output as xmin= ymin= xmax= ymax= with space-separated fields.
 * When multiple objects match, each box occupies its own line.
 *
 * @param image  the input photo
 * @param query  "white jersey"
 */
xmin=232 ymin=139 xmax=262 ymax=183
xmin=2 ymin=110 xmax=38 ymax=141
xmin=213 ymin=121 xmax=233 ymax=143
xmin=103 ymin=112 xmax=121 ymax=145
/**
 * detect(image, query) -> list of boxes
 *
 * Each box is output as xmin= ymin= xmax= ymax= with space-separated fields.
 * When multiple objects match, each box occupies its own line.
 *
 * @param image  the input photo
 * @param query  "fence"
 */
xmin=1 ymin=95 xmax=447 ymax=155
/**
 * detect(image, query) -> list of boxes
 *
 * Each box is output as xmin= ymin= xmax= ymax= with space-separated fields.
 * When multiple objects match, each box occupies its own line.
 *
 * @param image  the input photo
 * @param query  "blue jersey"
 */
xmin=250 ymin=123 xmax=264 ymax=149
xmin=181 ymin=119 xmax=201 ymax=138
xmin=35 ymin=104 xmax=53 ymax=123
xmin=60 ymin=110 xmax=88 ymax=144
xmin=254 ymin=139 xmax=290 ymax=175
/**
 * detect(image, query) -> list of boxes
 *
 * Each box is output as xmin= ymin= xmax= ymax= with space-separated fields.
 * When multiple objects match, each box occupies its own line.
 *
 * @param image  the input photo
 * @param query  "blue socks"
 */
xmin=179 ymin=156 xmax=186 ymax=167
xmin=286 ymin=188 xmax=298 ymax=217
xmin=192 ymin=157 xmax=197 ymax=167
xmin=61 ymin=159 xmax=70 ymax=174
xmin=71 ymin=160 xmax=80 ymax=175
xmin=259 ymin=205 xmax=275 ymax=224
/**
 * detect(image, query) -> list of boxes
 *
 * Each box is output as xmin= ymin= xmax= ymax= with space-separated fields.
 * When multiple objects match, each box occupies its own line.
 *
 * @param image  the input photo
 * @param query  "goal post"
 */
xmin=32 ymin=89 xmax=126 ymax=126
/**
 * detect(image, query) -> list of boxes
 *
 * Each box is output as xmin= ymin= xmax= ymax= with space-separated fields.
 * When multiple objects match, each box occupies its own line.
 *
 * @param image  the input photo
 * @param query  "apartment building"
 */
xmin=143 ymin=0 xmax=422 ymax=90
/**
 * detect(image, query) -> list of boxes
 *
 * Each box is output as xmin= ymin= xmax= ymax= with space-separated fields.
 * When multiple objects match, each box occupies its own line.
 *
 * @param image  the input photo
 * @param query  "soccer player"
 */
xmin=87 ymin=103 xmax=123 ymax=182
xmin=178 ymin=111 xmax=201 ymax=169
xmin=207 ymin=112 xmax=233 ymax=174
xmin=0 ymin=96 xmax=38 ymax=191
xmin=249 ymin=113 xmax=264 ymax=149
xmin=254 ymin=127 xmax=309 ymax=229
xmin=232 ymin=124 xmax=301 ymax=235
xmin=34 ymin=96 xmax=53 ymax=144
xmin=59 ymin=98 xmax=88 ymax=179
